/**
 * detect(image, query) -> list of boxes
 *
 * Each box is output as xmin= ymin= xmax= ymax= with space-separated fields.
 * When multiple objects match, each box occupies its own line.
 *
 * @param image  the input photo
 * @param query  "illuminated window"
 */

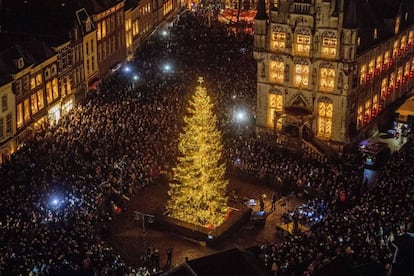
xmin=384 ymin=51 xmax=390 ymax=63
xmin=295 ymin=34 xmax=311 ymax=56
xmin=24 ymin=98 xmax=30 ymax=122
xmin=401 ymin=35 xmax=407 ymax=48
xmin=30 ymin=78 xmax=36 ymax=89
xmin=97 ymin=22 xmax=101 ymax=40
xmin=381 ymin=77 xmax=388 ymax=98
xmin=376 ymin=55 xmax=383 ymax=70
xmin=373 ymin=28 xmax=378 ymax=39
xmin=271 ymin=32 xmax=286 ymax=51
xmin=368 ymin=59 xmax=375 ymax=74
xmin=294 ymin=64 xmax=309 ymax=87
xmin=36 ymin=74 xmax=42 ymax=86
xmin=37 ymin=90 xmax=44 ymax=110
xmin=319 ymin=67 xmax=335 ymax=92
xmin=390 ymin=72 xmax=396 ymax=86
xmin=270 ymin=61 xmax=284 ymax=84
xmin=365 ymin=100 xmax=371 ymax=121
xmin=395 ymin=16 xmax=400 ymax=34
xmin=372 ymin=95 xmax=378 ymax=117
xmin=405 ymin=62 xmax=411 ymax=76
xmin=31 ymin=94 xmax=38 ymax=115
xmin=268 ymin=93 xmax=283 ymax=128
xmin=360 ymin=65 xmax=367 ymax=84
xmin=409 ymin=31 xmax=414 ymax=43
xmin=317 ymin=100 xmax=333 ymax=138
xmin=46 ymin=82 xmax=53 ymax=104
xmin=102 ymin=20 xmax=106 ymax=38
xmin=357 ymin=105 xmax=363 ymax=129
xmin=397 ymin=67 xmax=403 ymax=83
xmin=52 ymin=78 xmax=59 ymax=100
xmin=17 ymin=104 xmax=23 ymax=128
xmin=66 ymin=77 xmax=72 ymax=94
xmin=393 ymin=40 xmax=399 ymax=56
xmin=321 ymin=37 xmax=337 ymax=58
xmin=133 ymin=20 xmax=139 ymax=36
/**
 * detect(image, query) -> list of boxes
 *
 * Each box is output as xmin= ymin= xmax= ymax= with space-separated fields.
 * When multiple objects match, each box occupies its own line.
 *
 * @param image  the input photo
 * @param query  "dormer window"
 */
xmin=373 ymin=28 xmax=378 ymax=40
xmin=395 ymin=16 xmax=400 ymax=34
xmin=86 ymin=18 xmax=92 ymax=32
xmin=17 ymin=58 xmax=24 ymax=69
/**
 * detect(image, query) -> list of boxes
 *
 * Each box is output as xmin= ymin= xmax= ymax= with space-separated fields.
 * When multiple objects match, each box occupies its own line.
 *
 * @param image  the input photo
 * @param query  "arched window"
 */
xmin=271 ymin=25 xmax=286 ymax=51
xmin=268 ymin=89 xmax=283 ymax=129
xmin=319 ymin=62 xmax=335 ymax=92
xmin=317 ymin=97 xmax=333 ymax=138
xmin=320 ymin=31 xmax=337 ymax=58
xmin=294 ymin=59 xmax=309 ymax=88
xmin=295 ymin=29 xmax=311 ymax=56
xmin=269 ymin=56 xmax=284 ymax=84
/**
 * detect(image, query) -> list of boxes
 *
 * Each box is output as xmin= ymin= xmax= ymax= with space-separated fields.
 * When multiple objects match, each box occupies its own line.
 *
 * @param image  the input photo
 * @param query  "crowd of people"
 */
xmin=260 ymin=140 xmax=414 ymax=276
xmin=0 ymin=9 xmax=412 ymax=276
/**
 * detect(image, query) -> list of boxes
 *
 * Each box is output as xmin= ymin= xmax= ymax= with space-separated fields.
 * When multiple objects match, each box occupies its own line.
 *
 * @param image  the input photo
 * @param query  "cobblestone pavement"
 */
xmin=106 ymin=175 xmax=303 ymax=272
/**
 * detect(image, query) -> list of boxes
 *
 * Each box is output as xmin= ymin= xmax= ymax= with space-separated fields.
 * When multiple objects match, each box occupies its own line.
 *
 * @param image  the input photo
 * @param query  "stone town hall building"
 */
xmin=253 ymin=0 xmax=414 ymax=152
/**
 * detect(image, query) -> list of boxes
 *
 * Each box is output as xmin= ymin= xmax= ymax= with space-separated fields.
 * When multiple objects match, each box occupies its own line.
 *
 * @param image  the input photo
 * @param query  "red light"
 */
xmin=403 ymin=76 xmax=408 ymax=83
xmin=396 ymin=80 xmax=400 ymax=89
xmin=389 ymin=59 xmax=394 ymax=66
xmin=375 ymin=68 xmax=380 ymax=76
xmin=398 ymin=48 xmax=403 ymax=56
xmin=410 ymin=70 xmax=414 ymax=78
xmin=382 ymin=64 xmax=387 ymax=71
xmin=387 ymin=87 xmax=392 ymax=95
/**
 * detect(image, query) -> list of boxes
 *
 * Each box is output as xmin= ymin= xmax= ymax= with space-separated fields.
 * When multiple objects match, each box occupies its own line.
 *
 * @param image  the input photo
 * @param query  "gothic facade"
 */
xmin=254 ymin=0 xmax=414 ymax=151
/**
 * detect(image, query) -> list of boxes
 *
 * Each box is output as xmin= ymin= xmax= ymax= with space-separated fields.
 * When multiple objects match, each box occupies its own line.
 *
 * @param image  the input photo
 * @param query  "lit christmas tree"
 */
xmin=166 ymin=77 xmax=229 ymax=228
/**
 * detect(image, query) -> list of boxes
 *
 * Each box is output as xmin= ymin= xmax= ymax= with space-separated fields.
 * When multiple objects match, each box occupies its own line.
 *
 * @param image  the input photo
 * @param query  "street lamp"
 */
xmin=134 ymin=211 xmax=155 ymax=251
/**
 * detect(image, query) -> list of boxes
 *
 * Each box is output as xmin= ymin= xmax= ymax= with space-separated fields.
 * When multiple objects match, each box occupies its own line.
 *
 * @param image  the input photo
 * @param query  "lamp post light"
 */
xmin=134 ymin=211 xmax=155 ymax=251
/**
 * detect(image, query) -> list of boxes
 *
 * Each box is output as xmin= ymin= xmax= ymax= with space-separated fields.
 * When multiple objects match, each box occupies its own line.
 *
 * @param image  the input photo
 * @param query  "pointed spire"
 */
xmin=255 ymin=0 xmax=268 ymax=20
xmin=343 ymin=0 xmax=357 ymax=28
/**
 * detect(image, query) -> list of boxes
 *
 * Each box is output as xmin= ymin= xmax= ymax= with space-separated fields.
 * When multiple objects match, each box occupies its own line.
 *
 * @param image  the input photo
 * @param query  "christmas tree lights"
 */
xmin=166 ymin=77 xmax=229 ymax=227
